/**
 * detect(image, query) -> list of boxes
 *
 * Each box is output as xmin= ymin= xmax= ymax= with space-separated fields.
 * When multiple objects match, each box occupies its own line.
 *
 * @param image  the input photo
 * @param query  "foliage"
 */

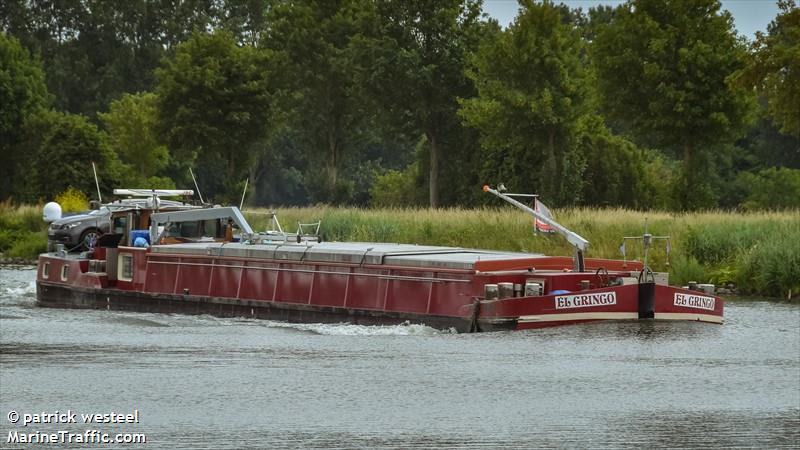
xmin=668 ymin=254 xmax=706 ymax=288
xmin=682 ymin=218 xmax=800 ymax=298
xmin=265 ymin=0 xmax=375 ymax=204
xmin=54 ymin=187 xmax=89 ymax=213
xmin=249 ymin=132 xmax=309 ymax=206
xmin=1 ymin=0 xmax=219 ymax=118
xmin=6 ymin=231 xmax=47 ymax=259
xmin=593 ymin=0 xmax=754 ymax=209
xmin=25 ymin=110 xmax=121 ymax=201
xmin=734 ymin=116 xmax=800 ymax=170
xmin=1 ymin=0 xmax=798 ymax=214
xmin=0 ymin=202 xmax=47 ymax=257
xmin=576 ymin=115 xmax=652 ymax=208
xmin=156 ymin=30 xmax=275 ymax=203
xmin=736 ymin=167 xmax=800 ymax=210
xmin=0 ymin=33 xmax=50 ymax=201
xmin=735 ymin=0 xmax=800 ymax=137
xmin=736 ymin=232 xmax=800 ymax=298
xmin=0 ymin=33 xmax=49 ymax=141
xmin=99 ymin=92 xmax=170 ymax=182
xmin=638 ymin=152 xmax=680 ymax=210
xmin=370 ymin=162 xmax=427 ymax=208
xmin=355 ymin=0 xmax=489 ymax=207
xmin=460 ymin=0 xmax=590 ymax=206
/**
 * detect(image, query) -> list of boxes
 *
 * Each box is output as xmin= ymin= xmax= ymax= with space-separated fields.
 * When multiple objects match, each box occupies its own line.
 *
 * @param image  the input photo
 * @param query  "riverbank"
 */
xmin=0 ymin=204 xmax=47 ymax=263
xmin=2 ymin=203 xmax=797 ymax=298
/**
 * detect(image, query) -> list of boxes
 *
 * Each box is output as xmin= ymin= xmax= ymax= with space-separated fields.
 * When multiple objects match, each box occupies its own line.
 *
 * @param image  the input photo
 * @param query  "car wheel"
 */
xmin=80 ymin=228 xmax=102 ymax=250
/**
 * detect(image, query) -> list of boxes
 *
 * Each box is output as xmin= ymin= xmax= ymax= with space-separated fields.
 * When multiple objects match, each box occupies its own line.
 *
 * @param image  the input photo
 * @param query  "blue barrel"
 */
xmin=130 ymin=230 xmax=150 ymax=245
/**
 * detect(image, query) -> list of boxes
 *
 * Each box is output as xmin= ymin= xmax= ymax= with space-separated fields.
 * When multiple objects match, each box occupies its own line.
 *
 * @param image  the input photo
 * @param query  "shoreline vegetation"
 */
xmin=3 ymin=203 xmax=796 ymax=300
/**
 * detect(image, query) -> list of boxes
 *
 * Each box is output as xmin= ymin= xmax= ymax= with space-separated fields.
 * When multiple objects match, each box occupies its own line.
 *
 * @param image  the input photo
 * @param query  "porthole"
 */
xmin=60 ymin=264 xmax=69 ymax=281
xmin=42 ymin=262 xmax=50 ymax=279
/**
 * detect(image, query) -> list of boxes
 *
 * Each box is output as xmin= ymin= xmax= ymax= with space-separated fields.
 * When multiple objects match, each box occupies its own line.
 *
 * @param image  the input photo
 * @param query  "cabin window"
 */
xmin=113 ymin=216 xmax=127 ymax=235
xmin=118 ymin=254 xmax=134 ymax=281
xmin=60 ymin=264 xmax=69 ymax=281
xmin=42 ymin=262 xmax=49 ymax=279
xmin=202 ymin=219 xmax=219 ymax=238
xmin=179 ymin=221 xmax=200 ymax=237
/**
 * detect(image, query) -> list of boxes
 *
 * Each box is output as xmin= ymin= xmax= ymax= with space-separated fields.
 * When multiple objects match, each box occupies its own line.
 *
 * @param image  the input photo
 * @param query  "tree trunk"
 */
xmin=545 ymin=129 xmax=558 ymax=198
xmin=681 ymin=142 xmax=693 ymax=209
xmin=328 ymin=128 xmax=338 ymax=190
xmin=428 ymin=131 xmax=440 ymax=208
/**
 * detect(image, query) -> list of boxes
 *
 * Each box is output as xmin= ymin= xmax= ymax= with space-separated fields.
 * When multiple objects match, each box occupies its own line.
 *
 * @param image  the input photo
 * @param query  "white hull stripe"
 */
xmin=517 ymin=312 xmax=639 ymax=323
xmin=516 ymin=311 xmax=724 ymax=324
xmin=654 ymin=312 xmax=724 ymax=324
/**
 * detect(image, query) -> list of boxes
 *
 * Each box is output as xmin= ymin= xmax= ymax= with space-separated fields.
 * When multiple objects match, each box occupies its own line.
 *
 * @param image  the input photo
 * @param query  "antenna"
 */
xmin=189 ymin=167 xmax=205 ymax=204
xmin=91 ymin=161 xmax=102 ymax=203
xmin=239 ymin=177 xmax=249 ymax=210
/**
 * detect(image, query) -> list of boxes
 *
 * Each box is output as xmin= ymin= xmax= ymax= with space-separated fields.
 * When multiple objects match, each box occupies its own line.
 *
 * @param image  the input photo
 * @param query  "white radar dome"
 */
xmin=43 ymin=202 xmax=62 ymax=222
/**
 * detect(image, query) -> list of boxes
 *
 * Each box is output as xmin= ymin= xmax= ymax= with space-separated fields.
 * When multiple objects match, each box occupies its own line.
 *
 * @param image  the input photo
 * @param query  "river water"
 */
xmin=1 ymin=266 xmax=798 ymax=449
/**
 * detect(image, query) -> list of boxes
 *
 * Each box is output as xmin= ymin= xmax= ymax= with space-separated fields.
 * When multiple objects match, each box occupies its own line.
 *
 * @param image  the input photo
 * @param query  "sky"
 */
xmin=482 ymin=0 xmax=781 ymax=39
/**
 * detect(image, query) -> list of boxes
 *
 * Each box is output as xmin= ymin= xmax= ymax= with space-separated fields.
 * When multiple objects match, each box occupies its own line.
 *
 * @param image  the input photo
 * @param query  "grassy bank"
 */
xmin=0 ymin=203 xmax=48 ymax=261
xmin=2 ymin=202 xmax=797 ymax=299
xmin=245 ymin=206 xmax=800 ymax=299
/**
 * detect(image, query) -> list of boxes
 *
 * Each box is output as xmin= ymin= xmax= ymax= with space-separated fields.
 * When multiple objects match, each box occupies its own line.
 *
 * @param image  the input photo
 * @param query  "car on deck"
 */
xmin=47 ymin=198 xmax=196 ymax=251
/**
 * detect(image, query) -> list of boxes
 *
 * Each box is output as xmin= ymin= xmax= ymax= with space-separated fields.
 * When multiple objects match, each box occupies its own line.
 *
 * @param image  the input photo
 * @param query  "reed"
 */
xmin=0 ymin=202 xmax=48 ymax=260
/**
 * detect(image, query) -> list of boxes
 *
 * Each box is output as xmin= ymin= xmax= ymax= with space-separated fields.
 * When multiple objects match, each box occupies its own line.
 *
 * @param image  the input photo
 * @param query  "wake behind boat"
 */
xmin=35 ymin=187 xmax=723 ymax=332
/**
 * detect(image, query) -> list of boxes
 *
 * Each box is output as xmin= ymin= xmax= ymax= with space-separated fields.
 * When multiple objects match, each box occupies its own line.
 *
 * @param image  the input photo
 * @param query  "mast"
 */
xmin=483 ymin=185 xmax=589 ymax=272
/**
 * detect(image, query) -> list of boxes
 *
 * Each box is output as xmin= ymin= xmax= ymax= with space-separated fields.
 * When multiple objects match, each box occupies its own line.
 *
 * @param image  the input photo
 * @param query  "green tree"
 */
xmin=356 ymin=0 xmax=488 ymax=207
xmin=265 ymin=0 xmax=375 ymax=203
xmin=0 ymin=33 xmax=51 ymax=201
xmin=736 ymin=167 xmax=800 ymax=210
xmin=155 ymin=31 xmax=275 ymax=203
xmin=577 ymin=115 xmax=652 ymax=208
xmin=99 ymin=92 xmax=170 ymax=182
xmin=26 ymin=110 xmax=121 ymax=200
xmin=736 ymin=116 xmax=800 ymax=169
xmin=593 ymin=0 xmax=753 ymax=209
xmin=2 ymin=0 xmax=218 ymax=118
xmin=216 ymin=0 xmax=269 ymax=46
xmin=459 ymin=0 xmax=590 ymax=205
xmin=370 ymin=162 xmax=427 ymax=207
xmin=735 ymin=0 xmax=799 ymax=137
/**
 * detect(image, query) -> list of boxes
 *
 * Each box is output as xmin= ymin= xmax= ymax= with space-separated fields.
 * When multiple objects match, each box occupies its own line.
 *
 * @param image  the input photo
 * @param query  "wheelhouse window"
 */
xmin=113 ymin=216 xmax=128 ymax=235
xmin=60 ymin=264 xmax=69 ymax=281
xmin=42 ymin=262 xmax=49 ymax=279
xmin=202 ymin=219 xmax=220 ymax=238
xmin=118 ymin=254 xmax=134 ymax=281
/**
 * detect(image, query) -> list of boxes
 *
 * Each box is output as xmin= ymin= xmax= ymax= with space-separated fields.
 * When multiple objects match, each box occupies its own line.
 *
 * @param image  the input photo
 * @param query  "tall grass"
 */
xmin=1 ymin=201 xmax=796 ymax=298
xmin=0 ymin=201 xmax=48 ymax=260
xmin=245 ymin=206 xmax=800 ymax=299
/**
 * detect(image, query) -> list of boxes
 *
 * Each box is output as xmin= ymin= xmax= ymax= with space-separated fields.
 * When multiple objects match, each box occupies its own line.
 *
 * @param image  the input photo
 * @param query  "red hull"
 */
xmin=35 ymin=243 xmax=723 ymax=332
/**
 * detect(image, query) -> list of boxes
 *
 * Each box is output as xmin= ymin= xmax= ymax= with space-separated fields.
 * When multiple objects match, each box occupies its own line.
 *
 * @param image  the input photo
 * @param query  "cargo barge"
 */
xmin=35 ymin=188 xmax=723 ymax=332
